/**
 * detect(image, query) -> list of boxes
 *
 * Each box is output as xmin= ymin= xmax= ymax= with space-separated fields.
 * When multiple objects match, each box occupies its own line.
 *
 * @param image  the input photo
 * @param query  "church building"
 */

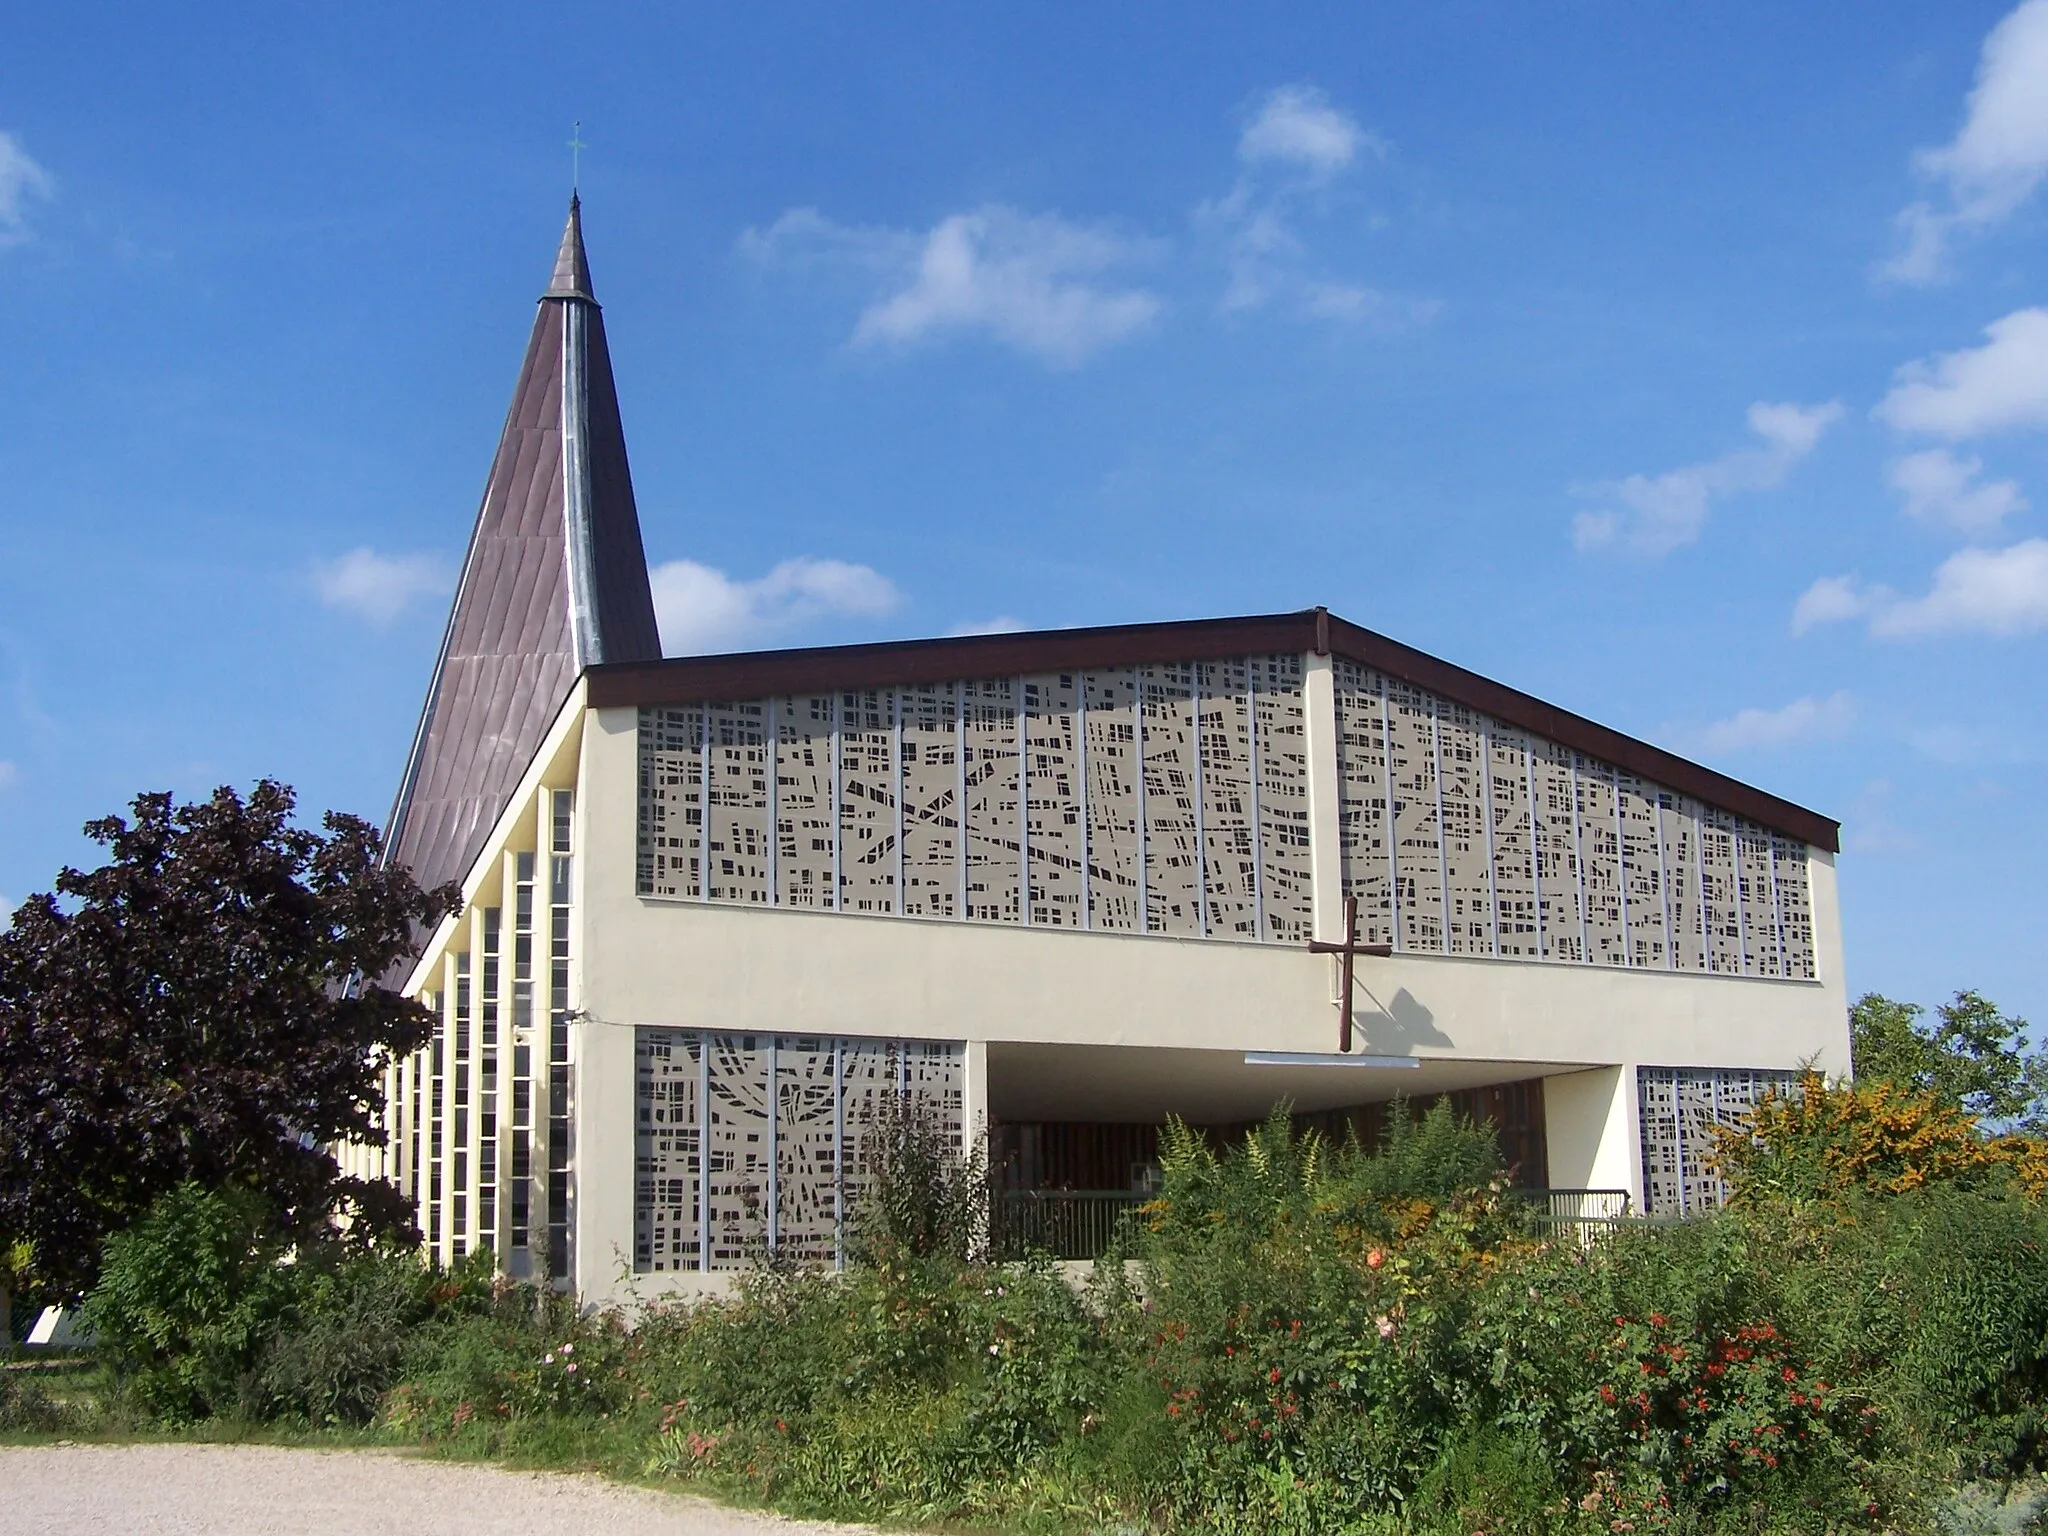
xmin=345 ymin=201 xmax=1850 ymax=1307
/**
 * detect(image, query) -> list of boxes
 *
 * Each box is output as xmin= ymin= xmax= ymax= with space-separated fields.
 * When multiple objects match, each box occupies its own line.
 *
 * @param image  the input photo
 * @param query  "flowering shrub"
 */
xmin=1580 ymin=1314 xmax=1862 ymax=1492
xmin=81 ymin=1100 xmax=2048 ymax=1533
xmin=1716 ymin=1071 xmax=2048 ymax=1206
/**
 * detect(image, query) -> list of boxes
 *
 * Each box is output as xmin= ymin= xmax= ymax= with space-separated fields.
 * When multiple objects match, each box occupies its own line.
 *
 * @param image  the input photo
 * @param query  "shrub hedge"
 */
xmin=55 ymin=1094 xmax=2048 ymax=1532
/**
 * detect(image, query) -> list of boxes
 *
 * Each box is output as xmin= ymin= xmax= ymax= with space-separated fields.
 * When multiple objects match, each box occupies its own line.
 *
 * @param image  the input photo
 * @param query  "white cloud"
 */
xmin=1874 ymin=308 xmax=2048 ymax=439
xmin=1843 ymin=779 xmax=1923 ymax=857
xmin=1238 ymin=85 xmax=1382 ymax=178
xmin=1687 ymin=693 xmax=1855 ymax=757
xmin=744 ymin=204 xmax=1161 ymax=367
xmin=1908 ymin=724 xmax=1985 ymax=765
xmin=1870 ymin=538 xmax=2048 ymax=636
xmin=651 ymin=556 xmax=903 ymax=655
xmin=1889 ymin=448 xmax=2028 ymax=535
xmin=1300 ymin=282 xmax=1444 ymax=327
xmin=1573 ymin=400 xmax=1843 ymax=558
xmin=1199 ymin=86 xmax=1427 ymax=328
xmin=1797 ymin=538 xmax=2048 ymax=638
xmin=0 ymin=130 xmax=54 ymax=245
xmin=737 ymin=206 xmax=911 ymax=272
xmin=312 ymin=547 xmax=452 ymax=624
xmin=1791 ymin=573 xmax=1882 ymax=635
xmin=0 ymin=759 xmax=18 ymax=791
xmin=946 ymin=616 xmax=1026 ymax=637
xmin=1882 ymin=0 xmax=2048 ymax=283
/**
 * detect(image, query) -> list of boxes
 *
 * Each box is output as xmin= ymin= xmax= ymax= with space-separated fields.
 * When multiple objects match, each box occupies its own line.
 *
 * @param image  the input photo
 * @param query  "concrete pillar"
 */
xmin=1301 ymin=651 xmax=1345 ymax=945
xmin=573 ymin=1012 xmax=637 ymax=1306
xmin=1541 ymin=1066 xmax=1639 ymax=1205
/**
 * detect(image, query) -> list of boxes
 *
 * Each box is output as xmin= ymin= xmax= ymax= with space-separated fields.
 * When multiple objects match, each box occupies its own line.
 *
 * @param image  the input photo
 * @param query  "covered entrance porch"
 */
xmin=986 ymin=1041 xmax=1617 ymax=1259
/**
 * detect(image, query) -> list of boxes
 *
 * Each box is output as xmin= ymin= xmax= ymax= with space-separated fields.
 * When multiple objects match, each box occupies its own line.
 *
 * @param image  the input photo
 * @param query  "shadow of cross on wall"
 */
xmin=1349 ymin=986 xmax=1454 ymax=1055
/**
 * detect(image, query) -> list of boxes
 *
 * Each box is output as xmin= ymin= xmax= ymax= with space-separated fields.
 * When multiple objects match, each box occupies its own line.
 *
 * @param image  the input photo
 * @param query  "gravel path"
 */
xmin=0 ymin=1443 xmax=875 ymax=1535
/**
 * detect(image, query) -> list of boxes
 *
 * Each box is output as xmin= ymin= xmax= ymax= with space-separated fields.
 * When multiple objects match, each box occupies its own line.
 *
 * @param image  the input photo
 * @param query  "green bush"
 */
xmin=844 ymin=1091 xmax=990 ymax=1266
xmin=53 ymin=1101 xmax=2048 ymax=1534
xmin=640 ymin=1256 xmax=1111 ymax=1518
xmin=0 ymin=1373 xmax=67 ymax=1433
xmin=80 ymin=1183 xmax=294 ymax=1422
xmin=1756 ymin=1185 xmax=2048 ymax=1478
xmin=382 ymin=1280 xmax=631 ymax=1437
xmin=257 ymin=1248 xmax=456 ymax=1426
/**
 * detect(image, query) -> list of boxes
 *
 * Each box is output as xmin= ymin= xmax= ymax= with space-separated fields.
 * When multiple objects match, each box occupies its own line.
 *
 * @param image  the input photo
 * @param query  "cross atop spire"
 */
xmin=546 ymin=193 xmax=595 ymax=302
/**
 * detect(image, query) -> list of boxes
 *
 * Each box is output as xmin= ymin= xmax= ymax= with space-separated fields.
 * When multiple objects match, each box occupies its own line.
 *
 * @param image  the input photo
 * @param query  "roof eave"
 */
xmin=583 ymin=606 xmax=1840 ymax=853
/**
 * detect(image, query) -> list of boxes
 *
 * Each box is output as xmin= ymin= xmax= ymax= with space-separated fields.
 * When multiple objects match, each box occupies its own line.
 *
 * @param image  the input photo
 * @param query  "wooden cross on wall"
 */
xmin=1307 ymin=896 xmax=1393 ymax=1053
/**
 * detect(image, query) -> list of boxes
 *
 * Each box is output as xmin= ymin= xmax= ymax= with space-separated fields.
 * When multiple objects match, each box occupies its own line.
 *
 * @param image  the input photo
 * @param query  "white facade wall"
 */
xmin=382 ymin=659 xmax=1850 ymax=1306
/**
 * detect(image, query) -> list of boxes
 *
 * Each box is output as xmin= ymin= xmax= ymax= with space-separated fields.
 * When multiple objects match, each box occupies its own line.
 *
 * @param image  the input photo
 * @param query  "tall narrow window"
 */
xmin=547 ymin=788 xmax=574 ymax=1283
xmin=427 ymin=1033 xmax=444 ymax=1267
xmin=477 ymin=907 xmax=500 ymax=1253
xmin=452 ymin=952 xmax=471 ymax=1258
xmin=510 ymin=853 xmax=535 ymax=1257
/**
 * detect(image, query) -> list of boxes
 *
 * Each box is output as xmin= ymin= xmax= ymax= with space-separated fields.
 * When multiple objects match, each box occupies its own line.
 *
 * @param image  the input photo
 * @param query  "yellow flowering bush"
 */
xmin=1714 ymin=1070 xmax=2048 ymax=1206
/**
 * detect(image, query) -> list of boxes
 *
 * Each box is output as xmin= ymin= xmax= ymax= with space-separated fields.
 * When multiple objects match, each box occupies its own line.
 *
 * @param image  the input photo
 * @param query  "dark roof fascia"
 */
xmin=1320 ymin=615 xmax=1839 ymax=852
xmin=586 ymin=611 xmax=1314 ymax=709
xmin=585 ymin=607 xmax=1840 ymax=852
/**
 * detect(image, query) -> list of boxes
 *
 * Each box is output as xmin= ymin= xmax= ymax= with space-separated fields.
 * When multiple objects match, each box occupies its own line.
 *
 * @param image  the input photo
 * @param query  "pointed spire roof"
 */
xmin=384 ymin=198 xmax=663 ymax=897
xmin=547 ymin=193 xmax=595 ymax=300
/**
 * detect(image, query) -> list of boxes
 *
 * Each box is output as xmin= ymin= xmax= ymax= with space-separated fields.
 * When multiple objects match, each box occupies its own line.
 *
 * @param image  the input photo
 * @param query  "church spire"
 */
xmin=383 ymin=198 xmax=662 ymax=897
xmin=547 ymin=193 xmax=595 ymax=301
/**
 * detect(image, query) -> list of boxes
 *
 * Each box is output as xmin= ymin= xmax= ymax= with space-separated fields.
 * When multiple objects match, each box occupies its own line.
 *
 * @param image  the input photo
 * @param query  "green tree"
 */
xmin=1850 ymin=990 xmax=2047 ymax=1131
xmin=0 ymin=782 xmax=454 ymax=1298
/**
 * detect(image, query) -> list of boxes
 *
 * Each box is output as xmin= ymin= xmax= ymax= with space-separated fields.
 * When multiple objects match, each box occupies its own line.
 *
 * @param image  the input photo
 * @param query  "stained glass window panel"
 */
xmin=1254 ymin=655 xmax=1313 ymax=944
xmin=1023 ymin=674 xmax=1085 ymax=928
xmin=900 ymin=683 xmax=960 ymax=920
xmin=839 ymin=691 xmax=897 ymax=914
xmin=1197 ymin=659 xmax=1259 ymax=940
xmin=962 ymin=678 xmax=1022 ymax=924
xmin=1083 ymin=670 xmax=1142 ymax=932
xmin=1140 ymin=663 xmax=1202 ymax=936
xmin=776 ymin=695 xmax=834 ymax=909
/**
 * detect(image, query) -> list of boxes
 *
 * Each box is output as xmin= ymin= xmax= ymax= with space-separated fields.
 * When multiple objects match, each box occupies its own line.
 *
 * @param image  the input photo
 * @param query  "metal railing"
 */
xmin=1506 ymin=1187 xmax=1632 ymax=1236
xmin=991 ymin=1187 xmax=1634 ymax=1262
xmin=993 ymin=1189 xmax=1147 ymax=1261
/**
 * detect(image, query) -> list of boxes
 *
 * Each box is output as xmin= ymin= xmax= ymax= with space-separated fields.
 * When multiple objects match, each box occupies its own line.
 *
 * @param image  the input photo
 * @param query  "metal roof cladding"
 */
xmin=384 ymin=197 xmax=663 ymax=898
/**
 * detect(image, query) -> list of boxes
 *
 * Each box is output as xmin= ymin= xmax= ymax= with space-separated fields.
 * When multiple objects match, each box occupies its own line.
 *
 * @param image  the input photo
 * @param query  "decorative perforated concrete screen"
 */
xmin=1637 ymin=1066 xmax=1799 ymax=1216
xmin=1331 ymin=662 xmax=1818 ymax=978
xmin=634 ymin=1029 xmax=966 ymax=1273
xmin=637 ymin=657 xmax=1315 ymax=943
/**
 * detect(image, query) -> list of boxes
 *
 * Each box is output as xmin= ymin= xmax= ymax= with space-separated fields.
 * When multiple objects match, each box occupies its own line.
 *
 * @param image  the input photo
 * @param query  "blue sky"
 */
xmin=2 ymin=3 xmax=2045 ymax=1028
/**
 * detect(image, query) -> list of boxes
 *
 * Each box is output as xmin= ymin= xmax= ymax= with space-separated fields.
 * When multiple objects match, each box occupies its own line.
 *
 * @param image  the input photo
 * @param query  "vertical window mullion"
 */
xmin=1430 ymin=696 xmax=1449 ymax=952
xmin=1479 ymin=720 xmax=1499 ymax=958
xmin=1018 ymin=676 xmax=1030 ymax=927
xmin=697 ymin=1034 xmax=711 ymax=1274
xmin=1524 ymin=742 xmax=1542 ymax=960
xmin=1247 ymin=664 xmax=1265 ymax=942
xmin=1136 ymin=668 xmax=1149 ymax=931
xmin=1379 ymin=674 xmax=1399 ymax=952
xmin=1192 ymin=668 xmax=1209 ymax=938
xmin=1611 ymin=763 xmax=1630 ymax=967
xmin=766 ymin=698 xmax=779 ymax=906
xmin=893 ymin=690 xmax=905 ymax=916
xmin=1077 ymin=680 xmax=1092 ymax=931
